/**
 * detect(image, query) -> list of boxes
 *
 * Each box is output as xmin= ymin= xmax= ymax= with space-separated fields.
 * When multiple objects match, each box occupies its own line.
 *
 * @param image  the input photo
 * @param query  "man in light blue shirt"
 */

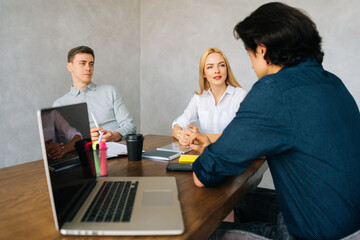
xmin=53 ymin=46 xmax=136 ymax=142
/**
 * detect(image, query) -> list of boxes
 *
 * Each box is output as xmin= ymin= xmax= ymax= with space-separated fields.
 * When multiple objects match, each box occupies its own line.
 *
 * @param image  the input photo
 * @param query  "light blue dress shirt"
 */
xmin=53 ymin=83 xmax=136 ymax=139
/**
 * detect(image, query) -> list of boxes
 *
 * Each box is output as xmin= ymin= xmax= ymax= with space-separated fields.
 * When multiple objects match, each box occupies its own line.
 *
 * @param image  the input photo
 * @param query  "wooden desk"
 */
xmin=0 ymin=135 xmax=267 ymax=240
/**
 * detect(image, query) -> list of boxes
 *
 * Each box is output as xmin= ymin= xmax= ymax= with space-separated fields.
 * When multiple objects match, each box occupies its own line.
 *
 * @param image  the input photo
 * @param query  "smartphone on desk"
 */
xmin=166 ymin=163 xmax=193 ymax=172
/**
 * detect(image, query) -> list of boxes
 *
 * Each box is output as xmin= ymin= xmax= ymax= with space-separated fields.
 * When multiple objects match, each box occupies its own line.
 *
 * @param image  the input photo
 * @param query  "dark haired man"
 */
xmin=53 ymin=46 xmax=136 ymax=142
xmin=189 ymin=2 xmax=360 ymax=239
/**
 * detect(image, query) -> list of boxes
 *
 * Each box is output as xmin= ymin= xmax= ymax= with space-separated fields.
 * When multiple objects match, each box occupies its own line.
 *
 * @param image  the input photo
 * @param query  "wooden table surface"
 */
xmin=0 ymin=134 xmax=267 ymax=240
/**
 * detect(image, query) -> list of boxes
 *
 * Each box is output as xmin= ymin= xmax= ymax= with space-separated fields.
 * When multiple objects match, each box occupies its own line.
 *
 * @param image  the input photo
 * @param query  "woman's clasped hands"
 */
xmin=177 ymin=124 xmax=199 ymax=145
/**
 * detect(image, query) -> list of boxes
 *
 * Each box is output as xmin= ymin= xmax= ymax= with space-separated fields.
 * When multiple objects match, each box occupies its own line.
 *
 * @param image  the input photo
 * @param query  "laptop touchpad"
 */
xmin=142 ymin=190 xmax=173 ymax=206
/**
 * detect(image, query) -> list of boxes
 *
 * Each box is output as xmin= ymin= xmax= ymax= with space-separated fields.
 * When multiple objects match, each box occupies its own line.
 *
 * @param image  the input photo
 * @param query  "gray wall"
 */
xmin=1 ymin=0 xmax=359 ymax=188
xmin=140 ymin=0 xmax=360 ymax=134
xmin=0 ymin=0 xmax=140 ymax=167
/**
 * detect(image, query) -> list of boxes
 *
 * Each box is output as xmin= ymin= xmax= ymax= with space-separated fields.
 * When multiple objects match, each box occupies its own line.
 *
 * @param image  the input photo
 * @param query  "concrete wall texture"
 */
xmin=0 ymin=0 xmax=140 ymax=167
xmin=1 ymin=0 xmax=359 ymax=189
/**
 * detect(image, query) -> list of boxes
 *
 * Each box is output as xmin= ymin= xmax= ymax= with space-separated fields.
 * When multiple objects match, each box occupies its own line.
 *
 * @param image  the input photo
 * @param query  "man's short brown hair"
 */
xmin=67 ymin=46 xmax=95 ymax=63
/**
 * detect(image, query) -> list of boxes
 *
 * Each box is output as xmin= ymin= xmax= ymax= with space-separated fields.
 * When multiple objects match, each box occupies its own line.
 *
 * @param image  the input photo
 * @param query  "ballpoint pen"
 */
xmin=91 ymin=112 xmax=103 ymax=134
xmin=98 ymin=131 xmax=104 ymax=142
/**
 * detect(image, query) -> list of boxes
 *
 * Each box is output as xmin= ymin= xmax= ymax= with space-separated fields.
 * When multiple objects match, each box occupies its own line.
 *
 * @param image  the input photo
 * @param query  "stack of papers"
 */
xmin=106 ymin=142 xmax=127 ymax=158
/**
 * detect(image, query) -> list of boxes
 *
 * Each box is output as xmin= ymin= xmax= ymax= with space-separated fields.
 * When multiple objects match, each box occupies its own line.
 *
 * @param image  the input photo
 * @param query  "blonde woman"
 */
xmin=172 ymin=48 xmax=247 ymax=145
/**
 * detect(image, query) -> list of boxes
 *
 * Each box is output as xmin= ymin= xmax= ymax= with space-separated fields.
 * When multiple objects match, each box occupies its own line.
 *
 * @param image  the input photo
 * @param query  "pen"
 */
xmin=91 ymin=112 xmax=102 ymax=134
xmin=98 ymin=131 xmax=104 ymax=142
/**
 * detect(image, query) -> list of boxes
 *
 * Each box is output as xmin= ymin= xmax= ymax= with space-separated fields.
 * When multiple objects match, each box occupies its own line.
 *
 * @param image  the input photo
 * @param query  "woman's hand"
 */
xmin=187 ymin=124 xmax=199 ymax=133
xmin=174 ymin=124 xmax=200 ymax=145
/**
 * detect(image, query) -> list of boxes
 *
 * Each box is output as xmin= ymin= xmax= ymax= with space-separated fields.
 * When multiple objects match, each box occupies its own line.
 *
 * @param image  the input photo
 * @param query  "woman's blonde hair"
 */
xmin=196 ymin=47 xmax=241 ymax=95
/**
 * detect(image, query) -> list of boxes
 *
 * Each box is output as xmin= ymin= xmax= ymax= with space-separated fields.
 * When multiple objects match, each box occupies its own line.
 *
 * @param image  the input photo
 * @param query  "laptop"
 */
xmin=37 ymin=103 xmax=184 ymax=236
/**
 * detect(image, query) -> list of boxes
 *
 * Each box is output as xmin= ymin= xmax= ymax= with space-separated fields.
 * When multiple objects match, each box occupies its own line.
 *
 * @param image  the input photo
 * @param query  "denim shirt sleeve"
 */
xmin=193 ymin=77 xmax=294 ymax=187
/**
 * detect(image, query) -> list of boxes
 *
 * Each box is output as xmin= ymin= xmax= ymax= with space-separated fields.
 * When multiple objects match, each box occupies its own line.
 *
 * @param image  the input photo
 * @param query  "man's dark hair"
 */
xmin=67 ymin=46 xmax=95 ymax=63
xmin=234 ymin=2 xmax=324 ymax=66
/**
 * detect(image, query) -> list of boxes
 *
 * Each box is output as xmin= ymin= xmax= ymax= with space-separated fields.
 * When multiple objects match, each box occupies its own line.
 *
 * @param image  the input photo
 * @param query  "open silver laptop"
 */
xmin=37 ymin=103 xmax=184 ymax=236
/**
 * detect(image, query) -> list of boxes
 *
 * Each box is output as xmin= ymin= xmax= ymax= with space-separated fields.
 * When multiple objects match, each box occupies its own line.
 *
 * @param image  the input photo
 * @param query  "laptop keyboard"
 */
xmin=81 ymin=181 xmax=139 ymax=222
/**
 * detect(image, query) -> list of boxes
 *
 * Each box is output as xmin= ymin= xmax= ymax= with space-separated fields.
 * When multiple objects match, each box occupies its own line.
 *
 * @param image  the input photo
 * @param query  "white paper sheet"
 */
xmin=106 ymin=142 xmax=127 ymax=158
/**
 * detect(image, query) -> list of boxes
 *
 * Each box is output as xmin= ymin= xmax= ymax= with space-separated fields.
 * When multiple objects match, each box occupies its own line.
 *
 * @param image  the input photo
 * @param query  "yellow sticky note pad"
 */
xmin=179 ymin=155 xmax=199 ymax=163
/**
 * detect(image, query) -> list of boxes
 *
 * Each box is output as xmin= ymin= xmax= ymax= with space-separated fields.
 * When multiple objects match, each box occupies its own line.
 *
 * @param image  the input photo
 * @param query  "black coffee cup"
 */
xmin=126 ymin=134 xmax=144 ymax=161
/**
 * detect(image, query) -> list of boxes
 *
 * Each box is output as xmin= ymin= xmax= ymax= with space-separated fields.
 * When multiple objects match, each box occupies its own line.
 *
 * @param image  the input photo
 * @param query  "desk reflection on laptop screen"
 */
xmin=41 ymin=103 xmax=90 ymax=163
xmin=39 ymin=103 xmax=94 ymax=227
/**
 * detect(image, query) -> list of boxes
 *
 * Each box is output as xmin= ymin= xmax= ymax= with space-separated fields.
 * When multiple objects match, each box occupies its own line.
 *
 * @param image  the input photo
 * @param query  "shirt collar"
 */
xmin=204 ymin=85 xmax=235 ymax=95
xmin=69 ymin=82 xmax=96 ymax=96
xmin=280 ymin=57 xmax=322 ymax=73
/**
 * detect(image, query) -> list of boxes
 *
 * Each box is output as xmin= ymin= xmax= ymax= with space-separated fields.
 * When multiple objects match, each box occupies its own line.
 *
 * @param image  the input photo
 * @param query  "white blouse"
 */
xmin=172 ymin=85 xmax=247 ymax=134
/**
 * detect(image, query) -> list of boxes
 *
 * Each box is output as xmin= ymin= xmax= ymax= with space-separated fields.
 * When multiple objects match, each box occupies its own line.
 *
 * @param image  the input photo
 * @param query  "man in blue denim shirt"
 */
xmin=189 ymin=3 xmax=360 ymax=240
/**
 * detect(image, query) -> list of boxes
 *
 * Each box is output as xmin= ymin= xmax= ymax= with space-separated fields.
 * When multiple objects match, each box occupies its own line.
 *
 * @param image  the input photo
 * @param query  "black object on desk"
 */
xmin=166 ymin=163 xmax=193 ymax=172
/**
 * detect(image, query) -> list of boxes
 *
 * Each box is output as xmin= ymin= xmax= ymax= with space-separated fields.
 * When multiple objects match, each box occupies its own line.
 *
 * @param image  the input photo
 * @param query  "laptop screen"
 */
xmin=38 ymin=103 xmax=95 ymax=227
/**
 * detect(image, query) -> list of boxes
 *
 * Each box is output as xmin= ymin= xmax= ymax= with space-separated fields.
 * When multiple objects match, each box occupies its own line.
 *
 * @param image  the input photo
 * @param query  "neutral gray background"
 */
xmin=1 ymin=0 xmax=359 ymax=189
xmin=0 ymin=0 xmax=140 ymax=167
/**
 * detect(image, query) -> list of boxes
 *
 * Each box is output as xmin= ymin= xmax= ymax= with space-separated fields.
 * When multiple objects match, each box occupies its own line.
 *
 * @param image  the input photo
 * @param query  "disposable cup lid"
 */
xmin=126 ymin=134 xmax=144 ymax=141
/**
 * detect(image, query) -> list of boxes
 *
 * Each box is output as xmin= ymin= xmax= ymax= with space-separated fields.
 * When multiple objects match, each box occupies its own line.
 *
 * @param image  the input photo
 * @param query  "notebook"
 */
xmin=156 ymin=142 xmax=192 ymax=154
xmin=37 ymin=103 xmax=184 ymax=236
xmin=143 ymin=150 xmax=181 ymax=161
